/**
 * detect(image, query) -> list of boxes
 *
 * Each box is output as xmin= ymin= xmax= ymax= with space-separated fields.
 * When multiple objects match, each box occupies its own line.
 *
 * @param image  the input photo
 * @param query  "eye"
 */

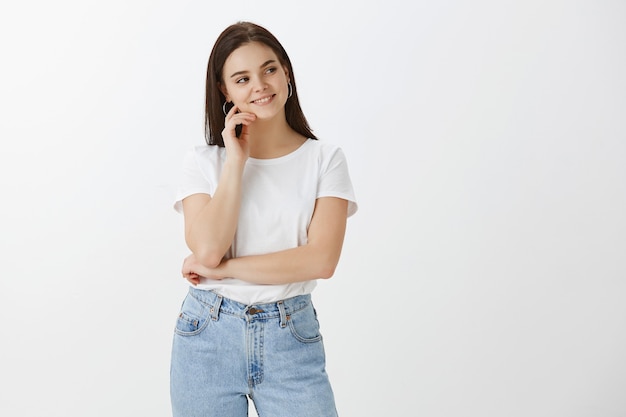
xmin=265 ymin=67 xmax=277 ymax=75
xmin=236 ymin=77 xmax=249 ymax=84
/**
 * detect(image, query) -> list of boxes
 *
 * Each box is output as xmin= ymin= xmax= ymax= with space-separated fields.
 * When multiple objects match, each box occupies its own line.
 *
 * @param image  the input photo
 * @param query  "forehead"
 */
xmin=223 ymin=42 xmax=280 ymax=73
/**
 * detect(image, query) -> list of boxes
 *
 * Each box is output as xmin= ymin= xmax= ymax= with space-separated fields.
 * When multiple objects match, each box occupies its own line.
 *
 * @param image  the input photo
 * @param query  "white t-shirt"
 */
xmin=174 ymin=139 xmax=357 ymax=304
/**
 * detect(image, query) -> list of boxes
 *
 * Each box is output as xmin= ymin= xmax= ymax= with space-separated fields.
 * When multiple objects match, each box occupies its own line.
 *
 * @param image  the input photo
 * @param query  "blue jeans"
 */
xmin=170 ymin=287 xmax=338 ymax=417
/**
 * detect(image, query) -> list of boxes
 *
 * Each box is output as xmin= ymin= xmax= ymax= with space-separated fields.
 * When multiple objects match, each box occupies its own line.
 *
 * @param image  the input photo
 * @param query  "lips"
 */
xmin=251 ymin=94 xmax=275 ymax=105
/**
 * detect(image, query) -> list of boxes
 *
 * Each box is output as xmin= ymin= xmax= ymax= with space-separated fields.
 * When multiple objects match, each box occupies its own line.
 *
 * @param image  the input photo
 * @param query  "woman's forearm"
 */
xmin=185 ymin=243 xmax=339 ymax=285
xmin=183 ymin=197 xmax=348 ymax=285
xmin=222 ymin=243 xmax=341 ymax=284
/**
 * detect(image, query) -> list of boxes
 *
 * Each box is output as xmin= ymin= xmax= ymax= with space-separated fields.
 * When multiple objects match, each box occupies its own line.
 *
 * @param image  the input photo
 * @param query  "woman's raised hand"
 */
xmin=221 ymin=105 xmax=256 ymax=163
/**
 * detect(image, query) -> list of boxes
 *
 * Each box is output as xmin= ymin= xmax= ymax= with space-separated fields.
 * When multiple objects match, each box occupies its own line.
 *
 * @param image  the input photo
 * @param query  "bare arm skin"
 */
xmin=183 ymin=106 xmax=255 ymax=267
xmin=182 ymin=161 xmax=243 ymax=267
xmin=182 ymin=197 xmax=349 ymax=285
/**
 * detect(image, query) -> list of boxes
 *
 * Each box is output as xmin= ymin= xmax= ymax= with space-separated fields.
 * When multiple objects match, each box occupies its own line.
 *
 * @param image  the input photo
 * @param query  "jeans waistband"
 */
xmin=187 ymin=287 xmax=311 ymax=322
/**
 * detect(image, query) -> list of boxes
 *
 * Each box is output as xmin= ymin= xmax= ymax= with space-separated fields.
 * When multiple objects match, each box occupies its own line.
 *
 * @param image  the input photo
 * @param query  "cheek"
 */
xmin=230 ymin=91 xmax=250 ymax=106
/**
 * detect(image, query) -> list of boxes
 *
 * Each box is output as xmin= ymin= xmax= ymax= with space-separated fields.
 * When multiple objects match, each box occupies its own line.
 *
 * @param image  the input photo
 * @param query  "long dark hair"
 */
xmin=205 ymin=21 xmax=317 ymax=146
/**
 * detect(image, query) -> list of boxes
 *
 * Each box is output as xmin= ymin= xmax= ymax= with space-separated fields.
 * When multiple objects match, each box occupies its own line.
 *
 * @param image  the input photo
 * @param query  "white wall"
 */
xmin=1 ymin=1 xmax=625 ymax=416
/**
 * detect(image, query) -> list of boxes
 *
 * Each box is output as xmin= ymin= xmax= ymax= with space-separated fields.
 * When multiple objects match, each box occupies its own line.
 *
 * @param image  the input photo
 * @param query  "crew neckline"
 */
xmin=247 ymin=138 xmax=313 ymax=165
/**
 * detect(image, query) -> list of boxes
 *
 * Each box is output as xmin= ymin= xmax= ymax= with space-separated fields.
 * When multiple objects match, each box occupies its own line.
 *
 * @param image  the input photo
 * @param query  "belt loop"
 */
xmin=278 ymin=300 xmax=287 ymax=328
xmin=210 ymin=293 xmax=223 ymax=321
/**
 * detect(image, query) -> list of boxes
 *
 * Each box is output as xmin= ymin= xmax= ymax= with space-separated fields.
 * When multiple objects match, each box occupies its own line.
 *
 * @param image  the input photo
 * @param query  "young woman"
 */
xmin=171 ymin=21 xmax=357 ymax=417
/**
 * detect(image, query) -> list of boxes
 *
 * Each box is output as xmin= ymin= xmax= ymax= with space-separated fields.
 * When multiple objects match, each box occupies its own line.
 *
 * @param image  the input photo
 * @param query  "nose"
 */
xmin=251 ymin=76 xmax=267 ymax=92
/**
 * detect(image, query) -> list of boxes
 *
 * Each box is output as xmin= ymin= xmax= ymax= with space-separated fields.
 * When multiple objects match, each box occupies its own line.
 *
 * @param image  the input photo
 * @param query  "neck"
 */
xmin=247 ymin=113 xmax=305 ymax=159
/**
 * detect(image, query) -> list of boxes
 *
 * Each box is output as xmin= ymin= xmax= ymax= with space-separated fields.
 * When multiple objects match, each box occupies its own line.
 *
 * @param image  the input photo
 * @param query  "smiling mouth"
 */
xmin=252 ymin=94 xmax=275 ymax=105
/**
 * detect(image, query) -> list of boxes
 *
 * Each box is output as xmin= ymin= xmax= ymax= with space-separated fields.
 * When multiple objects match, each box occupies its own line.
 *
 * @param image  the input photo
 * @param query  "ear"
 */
xmin=218 ymin=82 xmax=230 ymax=102
xmin=282 ymin=65 xmax=289 ymax=82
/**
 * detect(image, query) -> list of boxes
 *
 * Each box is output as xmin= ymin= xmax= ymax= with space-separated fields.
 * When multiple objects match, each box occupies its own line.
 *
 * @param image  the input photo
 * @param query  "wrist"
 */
xmin=223 ymin=158 xmax=246 ymax=174
xmin=219 ymin=257 xmax=234 ymax=278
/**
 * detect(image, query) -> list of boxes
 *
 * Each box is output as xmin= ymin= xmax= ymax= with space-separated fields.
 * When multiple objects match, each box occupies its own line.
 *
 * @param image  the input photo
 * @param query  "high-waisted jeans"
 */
xmin=170 ymin=287 xmax=338 ymax=417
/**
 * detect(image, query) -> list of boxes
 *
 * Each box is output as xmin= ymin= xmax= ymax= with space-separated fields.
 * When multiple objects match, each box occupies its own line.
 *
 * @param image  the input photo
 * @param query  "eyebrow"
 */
xmin=229 ymin=59 xmax=277 ymax=79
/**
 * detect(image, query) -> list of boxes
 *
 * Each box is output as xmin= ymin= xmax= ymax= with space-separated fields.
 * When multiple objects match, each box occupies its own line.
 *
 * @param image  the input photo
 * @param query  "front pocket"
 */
xmin=287 ymin=304 xmax=322 ymax=343
xmin=174 ymin=293 xmax=211 ymax=336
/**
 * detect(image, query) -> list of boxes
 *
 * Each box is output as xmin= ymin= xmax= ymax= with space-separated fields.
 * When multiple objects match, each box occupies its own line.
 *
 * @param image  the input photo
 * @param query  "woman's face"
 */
xmin=220 ymin=42 xmax=290 ymax=120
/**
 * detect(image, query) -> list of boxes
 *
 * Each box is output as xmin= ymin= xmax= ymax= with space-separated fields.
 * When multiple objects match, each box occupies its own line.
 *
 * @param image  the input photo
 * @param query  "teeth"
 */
xmin=254 ymin=96 xmax=271 ymax=104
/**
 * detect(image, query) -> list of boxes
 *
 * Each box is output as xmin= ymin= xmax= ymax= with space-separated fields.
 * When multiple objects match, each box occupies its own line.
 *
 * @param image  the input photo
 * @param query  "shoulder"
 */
xmin=179 ymin=144 xmax=227 ymax=181
xmin=181 ymin=144 xmax=226 ymax=168
xmin=306 ymin=138 xmax=340 ymax=152
xmin=303 ymin=139 xmax=345 ymax=160
xmin=191 ymin=144 xmax=226 ymax=161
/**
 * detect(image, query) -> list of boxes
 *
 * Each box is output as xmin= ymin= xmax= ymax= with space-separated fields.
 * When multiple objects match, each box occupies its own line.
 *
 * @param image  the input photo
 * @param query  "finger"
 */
xmin=225 ymin=105 xmax=253 ymax=120
xmin=239 ymin=123 xmax=251 ymax=140
xmin=226 ymin=103 xmax=239 ymax=116
xmin=227 ymin=113 xmax=256 ymax=126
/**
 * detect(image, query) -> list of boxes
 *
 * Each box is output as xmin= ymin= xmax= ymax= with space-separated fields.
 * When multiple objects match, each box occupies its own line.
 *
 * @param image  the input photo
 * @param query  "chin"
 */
xmin=252 ymin=109 xmax=281 ymax=121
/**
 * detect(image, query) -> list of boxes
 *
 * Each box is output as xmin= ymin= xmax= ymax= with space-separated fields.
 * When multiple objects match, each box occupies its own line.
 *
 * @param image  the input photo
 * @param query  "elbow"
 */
xmin=196 ymin=248 xmax=224 ymax=269
xmin=311 ymin=247 xmax=341 ymax=279
xmin=186 ymin=234 xmax=229 ymax=269
xmin=317 ymin=262 xmax=338 ymax=280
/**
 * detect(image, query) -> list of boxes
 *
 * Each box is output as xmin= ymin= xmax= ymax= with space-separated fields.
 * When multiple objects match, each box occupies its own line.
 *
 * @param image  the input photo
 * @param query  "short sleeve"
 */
xmin=173 ymin=148 xmax=214 ymax=213
xmin=317 ymin=147 xmax=358 ymax=217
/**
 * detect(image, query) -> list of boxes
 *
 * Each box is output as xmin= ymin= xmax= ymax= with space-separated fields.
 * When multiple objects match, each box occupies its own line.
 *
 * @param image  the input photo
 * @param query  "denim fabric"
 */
xmin=170 ymin=287 xmax=338 ymax=417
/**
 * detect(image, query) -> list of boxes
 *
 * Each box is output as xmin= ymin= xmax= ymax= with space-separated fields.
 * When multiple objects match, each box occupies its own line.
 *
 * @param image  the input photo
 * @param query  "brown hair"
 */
xmin=205 ymin=21 xmax=317 ymax=146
